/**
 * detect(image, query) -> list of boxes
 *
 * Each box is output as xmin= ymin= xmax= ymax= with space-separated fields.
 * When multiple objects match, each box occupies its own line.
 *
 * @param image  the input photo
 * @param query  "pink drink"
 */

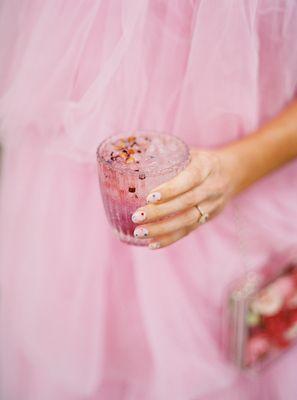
xmin=97 ymin=132 xmax=189 ymax=246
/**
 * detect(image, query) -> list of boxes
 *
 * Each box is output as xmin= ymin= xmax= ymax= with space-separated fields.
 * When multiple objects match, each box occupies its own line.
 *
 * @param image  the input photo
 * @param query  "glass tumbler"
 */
xmin=96 ymin=132 xmax=190 ymax=246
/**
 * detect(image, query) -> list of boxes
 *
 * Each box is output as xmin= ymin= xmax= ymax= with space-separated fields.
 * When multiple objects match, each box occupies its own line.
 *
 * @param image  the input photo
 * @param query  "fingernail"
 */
xmin=131 ymin=210 xmax=146 ymax=223
xmin=146 ymin=192 xmax=161 ymax=203
xmin=134 ymin=227 xmax=149 ymax=238
xmin=149 ymin=242 xmax=161 ymax=250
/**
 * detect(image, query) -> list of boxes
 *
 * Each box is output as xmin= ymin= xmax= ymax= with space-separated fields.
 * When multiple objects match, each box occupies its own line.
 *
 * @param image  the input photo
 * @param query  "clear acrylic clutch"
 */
xmin=223 ymin=247 xmax=297 ymax=370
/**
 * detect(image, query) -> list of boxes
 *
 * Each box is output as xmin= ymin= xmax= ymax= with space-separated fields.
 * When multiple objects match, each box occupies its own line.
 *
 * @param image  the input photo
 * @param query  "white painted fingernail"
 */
xmin=134 ymin=227 xmax=149 ymax=238
xmin=146 ymin=192 xmax=161 ymax=203
xmin=149 ymin=242 xmax=161 ymax=250
xmin=131 ymin=210 xmax=146 ymax=223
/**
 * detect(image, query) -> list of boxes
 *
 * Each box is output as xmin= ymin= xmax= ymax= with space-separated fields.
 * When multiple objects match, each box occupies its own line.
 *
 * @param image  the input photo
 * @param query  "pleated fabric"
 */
xmin=1 ymin=1 xmax=297 ymax=399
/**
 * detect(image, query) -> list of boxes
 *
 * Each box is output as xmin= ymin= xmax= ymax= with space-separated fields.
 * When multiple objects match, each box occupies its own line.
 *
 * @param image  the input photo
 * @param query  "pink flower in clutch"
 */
xmin=246 ymin=333 xmax=270 ymax=365
xmin=284 ymin=309 xmax=297 ymax=340
xmin=287 ymin=291 xmax=297 ymax=309
xmin=284 ymin=322 xmax=297 ymax=340
xmin=262 ymin=310 xmax=291 ymax=348
xmin=250 ymin=275 xmax=295 ymax=317
xmin=250 ymin=288 xmax=283 ymax=316
xmin=268 ymin=275 xmax=295 ymax=298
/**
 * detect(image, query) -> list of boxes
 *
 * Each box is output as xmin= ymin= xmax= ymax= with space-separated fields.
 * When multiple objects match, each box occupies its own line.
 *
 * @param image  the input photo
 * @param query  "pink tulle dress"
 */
xmin=1 ymin=1 xmax=297 ymax=399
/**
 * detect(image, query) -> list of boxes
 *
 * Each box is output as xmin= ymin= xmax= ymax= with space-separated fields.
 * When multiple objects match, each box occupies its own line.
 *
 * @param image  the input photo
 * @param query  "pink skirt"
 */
xmin=1 ymin=1 xmax=297 ymax=399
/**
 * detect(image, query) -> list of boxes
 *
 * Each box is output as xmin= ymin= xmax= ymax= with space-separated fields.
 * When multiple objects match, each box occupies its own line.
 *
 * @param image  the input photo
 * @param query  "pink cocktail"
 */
xmin=97 ymin=132 xmax=189 ymax=246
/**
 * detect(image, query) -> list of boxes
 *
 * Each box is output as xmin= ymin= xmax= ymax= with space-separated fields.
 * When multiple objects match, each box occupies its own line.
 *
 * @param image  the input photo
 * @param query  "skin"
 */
xmin=132 ymin=100 xmax=297 ymax=249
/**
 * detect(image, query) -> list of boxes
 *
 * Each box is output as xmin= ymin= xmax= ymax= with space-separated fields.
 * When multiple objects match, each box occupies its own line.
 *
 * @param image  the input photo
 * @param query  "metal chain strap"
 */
xmin=233 ymin=202 xmax=252 ymax=271
xmin=231 ymin=201 xmax=263 ymax=299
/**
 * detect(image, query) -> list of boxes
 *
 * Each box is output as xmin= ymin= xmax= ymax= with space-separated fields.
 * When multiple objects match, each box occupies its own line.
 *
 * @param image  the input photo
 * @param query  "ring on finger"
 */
xmin=196 ymin=205 xmax=209 ymax=224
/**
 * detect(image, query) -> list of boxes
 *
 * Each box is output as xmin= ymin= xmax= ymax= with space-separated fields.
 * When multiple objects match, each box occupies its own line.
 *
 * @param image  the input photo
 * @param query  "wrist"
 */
xmin=216 ymin=146 xmax=248 ymax=197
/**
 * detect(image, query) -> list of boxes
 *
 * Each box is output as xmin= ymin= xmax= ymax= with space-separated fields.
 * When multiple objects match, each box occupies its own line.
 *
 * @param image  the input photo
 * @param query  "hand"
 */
xmin=131 ymin=149 xmax=239 ymax=249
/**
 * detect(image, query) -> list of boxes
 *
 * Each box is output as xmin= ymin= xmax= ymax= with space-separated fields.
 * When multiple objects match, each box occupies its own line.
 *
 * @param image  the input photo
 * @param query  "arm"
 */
xmin=221 ymin=100 xmax=297 ymax=195
xmin=131 ymin=100 xmax=297 ymax=249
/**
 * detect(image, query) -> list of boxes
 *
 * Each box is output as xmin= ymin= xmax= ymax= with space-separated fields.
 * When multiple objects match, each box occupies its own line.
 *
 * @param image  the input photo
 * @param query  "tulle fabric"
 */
xmin=1 ymin=1 xmax=297 ymax=399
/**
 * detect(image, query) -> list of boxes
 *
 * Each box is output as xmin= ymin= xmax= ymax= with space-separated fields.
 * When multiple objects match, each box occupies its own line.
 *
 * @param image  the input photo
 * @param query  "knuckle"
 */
xmin=156 ymin=221 xmax=168 ymax=236
xmin=184 ymin=208 xmax=199 ymax=226
xmin=164 ymin=185 xmax=175 ymax=198
xmin=186 ymin=168 xmax=198 ymax=185
xmin=147 ymin=204 xmax=167 ymax=220
xmin=190 ymin=161 xmax=201 ymax=176
xmin=182 ymin=191 xmax=196 ymax=208
xmin=147 ymin=204 xmax=161 ymax=219
xmin=156 ymin=203 xmax=170 ymax=218
xmin=195 ymin=153 xmax=213 ymax=177
xmin=212 ymin=176 xmax=227 ymax=194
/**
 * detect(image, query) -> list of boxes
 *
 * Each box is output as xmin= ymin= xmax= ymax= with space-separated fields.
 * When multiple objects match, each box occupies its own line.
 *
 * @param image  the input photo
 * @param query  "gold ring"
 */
xmin=196 ymin=205 xmax=209 ymax=224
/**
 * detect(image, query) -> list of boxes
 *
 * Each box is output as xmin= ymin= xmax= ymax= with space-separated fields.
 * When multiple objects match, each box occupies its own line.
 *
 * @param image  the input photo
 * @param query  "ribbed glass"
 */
xmin=97 ymin=132 xmax=190 ymax=246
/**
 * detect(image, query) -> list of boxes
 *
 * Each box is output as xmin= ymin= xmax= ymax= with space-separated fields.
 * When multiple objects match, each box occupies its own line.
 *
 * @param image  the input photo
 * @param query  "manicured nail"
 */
xmin=149 ymin=242 xmax=161 ymax=250
xmin=134 ymin=227 xmax=149 ymax=238
xmin=147 ymin=192 xmax=161 ymax=203
xmin=131 ymin=210 xmax=146 ymax=223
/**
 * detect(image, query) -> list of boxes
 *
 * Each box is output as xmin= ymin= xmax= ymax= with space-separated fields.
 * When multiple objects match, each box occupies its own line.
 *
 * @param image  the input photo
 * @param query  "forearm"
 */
xmin=220 ymin=100 xmax=297 ymax=195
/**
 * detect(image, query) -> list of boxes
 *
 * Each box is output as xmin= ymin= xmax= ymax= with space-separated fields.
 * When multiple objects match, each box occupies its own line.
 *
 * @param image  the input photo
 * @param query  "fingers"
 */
xmin=132 ymin=183 xmax=216 ymax=224
xmin=135 ymin=198 xmax=224 ymax=247
xmin=134 ymin=207 xmax=201 ymax=239
xmin=148 ymin=223 xmax=199 ymax=249
xmin=146 ymin=152 xmax=212 ymax=204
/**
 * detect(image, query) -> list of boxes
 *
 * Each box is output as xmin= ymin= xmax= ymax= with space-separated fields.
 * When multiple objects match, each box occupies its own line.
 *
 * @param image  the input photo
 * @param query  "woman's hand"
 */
xmin=131 ymin=148 xmax=239 ymax=249
xmin=131 ymin=100 xmax=297 ymax=249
